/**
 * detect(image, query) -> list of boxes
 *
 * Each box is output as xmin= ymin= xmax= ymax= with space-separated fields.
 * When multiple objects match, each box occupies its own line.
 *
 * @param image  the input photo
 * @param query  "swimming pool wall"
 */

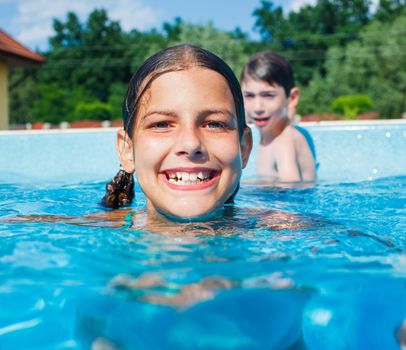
xmin=1 ymin=120 xmax=405 ymax=183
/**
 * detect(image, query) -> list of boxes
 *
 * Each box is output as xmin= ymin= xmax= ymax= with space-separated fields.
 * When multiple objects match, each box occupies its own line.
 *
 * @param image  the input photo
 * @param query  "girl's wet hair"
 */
xmin=241 ymin=51 xmax=295 ymax=97
xmin=102 ymin=44 xmax=248 ymax=209
xmin=101 ymin=169 xmax=134 ymax=208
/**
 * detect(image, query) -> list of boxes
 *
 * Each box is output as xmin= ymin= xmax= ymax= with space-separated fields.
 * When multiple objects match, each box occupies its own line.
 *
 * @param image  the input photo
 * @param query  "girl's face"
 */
xmin=118 ymin=67 xmax=251 ymax=220
xmin=242 ymin=76 xmax=295 ymax=132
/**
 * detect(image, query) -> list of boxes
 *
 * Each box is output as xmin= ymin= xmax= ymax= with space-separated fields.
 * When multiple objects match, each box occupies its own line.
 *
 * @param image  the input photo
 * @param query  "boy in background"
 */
xmin=241 ymin=51 xmax=316 ymax=182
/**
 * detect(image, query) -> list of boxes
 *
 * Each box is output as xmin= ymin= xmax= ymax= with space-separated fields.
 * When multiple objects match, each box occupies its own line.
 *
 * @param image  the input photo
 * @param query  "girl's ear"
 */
xmin=241 ymin=127 xmax=253 ymax=169
xmin=117 ymin=129 xmax=135 ymax=173
xmin=287 ymin=87 xmax=300 ymax=120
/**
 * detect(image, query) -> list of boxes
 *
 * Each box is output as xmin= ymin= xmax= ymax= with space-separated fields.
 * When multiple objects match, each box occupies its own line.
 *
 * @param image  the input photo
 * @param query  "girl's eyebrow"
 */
xmin=141 ymin=108 xmax=235 ymax=121
xmin=141 ymin=110 xmax=178 ymax=123
xmin=200 ymin=109 xmax=235 ymax=118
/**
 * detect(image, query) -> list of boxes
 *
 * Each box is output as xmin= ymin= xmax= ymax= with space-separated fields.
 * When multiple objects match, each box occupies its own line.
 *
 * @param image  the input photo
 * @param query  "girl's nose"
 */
xmin=174 ymin=126 xmax=207 ymax=160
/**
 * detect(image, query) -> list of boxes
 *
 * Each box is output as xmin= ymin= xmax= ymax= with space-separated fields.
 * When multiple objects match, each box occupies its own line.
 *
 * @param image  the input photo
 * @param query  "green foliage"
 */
xmin=252 ymin=0 xmax=372 ymax=85
xmin=9 ymin=68 xmax=39 ymax=124
xmin=108 ymin=83 xmax=127 ymax=120
xmin=298 ymin=74 xmax=333 ymax=115
xmin=31 ymin=84 xmax=70 ymax=123
xmin=375 ymin=0 xmax=406 ymax=22
xmin=168 ymin=22 xmax=249 ymax=76
xmin=31 ymin=84 xmax=94 ymax=123
xmin=72 ymin=101 xmax=113 ymax=121
xmin=125 ymin=28 xmax=169 ymax=72
xmin=301 ymin=13 xmax=406 ymax=118
xmin=253 ymin=1 xmax=287 ymax=44
xmin=331 ymin=95 xmax=372 ymax=119
xmin=8 ymin=3 xmax=406 ymax=124
xmin=43 ymin=9 xmax=132 ymax=102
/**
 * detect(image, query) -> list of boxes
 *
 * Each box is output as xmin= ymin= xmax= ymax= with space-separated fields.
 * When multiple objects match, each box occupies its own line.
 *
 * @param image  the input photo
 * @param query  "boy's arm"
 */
xmin=275 ymin=140 xmax=302 ymax=182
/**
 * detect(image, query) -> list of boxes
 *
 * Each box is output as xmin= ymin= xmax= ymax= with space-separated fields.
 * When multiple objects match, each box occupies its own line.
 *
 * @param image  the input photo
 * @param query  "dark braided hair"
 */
xmin=101 ymin=169 xmax=134 ymax=208
xmin=102 ymin=44 xmax=248 ymax=209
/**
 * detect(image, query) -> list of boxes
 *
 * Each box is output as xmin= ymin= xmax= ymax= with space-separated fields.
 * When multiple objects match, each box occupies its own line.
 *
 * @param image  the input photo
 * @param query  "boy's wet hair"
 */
xmin=102 ymin=44 xmax=248 ymax=209
xmin=241 ymin=51 xmax=295 ymax=97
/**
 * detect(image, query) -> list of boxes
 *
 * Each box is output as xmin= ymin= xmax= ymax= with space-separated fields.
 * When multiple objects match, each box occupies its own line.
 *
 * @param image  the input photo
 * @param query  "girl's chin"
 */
xmin=149 ymin=204 xmax=223 ymax=222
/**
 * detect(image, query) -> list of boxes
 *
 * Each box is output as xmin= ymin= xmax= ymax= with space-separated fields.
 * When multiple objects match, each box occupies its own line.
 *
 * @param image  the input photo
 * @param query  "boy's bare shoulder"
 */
xmin=279 ymin=125 xmax=309 ymax=147
xmin=273 ymin=125 xmax=301 ymax=148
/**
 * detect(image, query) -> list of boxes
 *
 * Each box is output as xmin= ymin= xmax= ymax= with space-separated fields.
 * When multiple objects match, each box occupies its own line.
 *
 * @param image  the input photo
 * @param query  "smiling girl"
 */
xmin=102 ymin=44 xmax=252 ymax=221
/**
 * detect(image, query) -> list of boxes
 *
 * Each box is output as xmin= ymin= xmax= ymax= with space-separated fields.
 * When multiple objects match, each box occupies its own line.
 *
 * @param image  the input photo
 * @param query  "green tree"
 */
xmin=125 ymin=28 xmax=168 ymax=72
xmin=108 ymin=82 xmax=127 ymax=120
xmin=168 ymin=22 xmax=249 ymax=76
xmin=49 ymin=12 xmax=83 ymax=48
xmin=31 ymin=84 xmax=94 ymax=123
xmin=9 ymin=69 xmax=40 ymax=124
xmin=252 ymin=0 xmax=372 ymax=85
xmin=300 ymin=13 xmax=406 ymax=118
xmin=42 ymin=9 xmax=132 ymax=101
xmin=253 ymin=1 xmax=288 ymax=45
xmin=375 ymin=0 xmax=406 ymax=22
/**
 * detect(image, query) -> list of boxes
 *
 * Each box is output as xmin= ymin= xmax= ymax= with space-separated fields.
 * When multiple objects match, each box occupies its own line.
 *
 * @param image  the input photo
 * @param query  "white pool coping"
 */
xmin=0 ymin=126 xmax=121 ymax=136
xmin=0 ymin=118 xmax=405 ymax=136
xmin=295 ymin=118 xmax=406 ymax=127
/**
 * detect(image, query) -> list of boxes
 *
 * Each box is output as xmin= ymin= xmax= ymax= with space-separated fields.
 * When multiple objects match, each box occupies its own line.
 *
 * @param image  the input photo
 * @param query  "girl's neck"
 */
xmin=260 ymin=117 xmax=290 ymax=146
xmin=145 ymin=203 xmax=226 ymax=225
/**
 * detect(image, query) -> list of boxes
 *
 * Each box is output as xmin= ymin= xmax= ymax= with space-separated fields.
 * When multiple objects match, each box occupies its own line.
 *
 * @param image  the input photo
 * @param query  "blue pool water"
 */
xmin=0 ymin=121 xmax=405 ymax=349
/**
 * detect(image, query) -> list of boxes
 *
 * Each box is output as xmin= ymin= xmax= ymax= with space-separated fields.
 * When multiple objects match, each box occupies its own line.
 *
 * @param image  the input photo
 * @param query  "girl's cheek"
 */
xmin=211 ymin=135 xmax=241 ymax=160
xmin=134 ymin=137 xmax=172 ymax=162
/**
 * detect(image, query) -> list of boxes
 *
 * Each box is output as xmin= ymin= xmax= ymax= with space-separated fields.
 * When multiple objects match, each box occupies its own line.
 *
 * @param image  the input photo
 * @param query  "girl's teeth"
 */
xmin=166 ymin=171 xmax=213 ymax=184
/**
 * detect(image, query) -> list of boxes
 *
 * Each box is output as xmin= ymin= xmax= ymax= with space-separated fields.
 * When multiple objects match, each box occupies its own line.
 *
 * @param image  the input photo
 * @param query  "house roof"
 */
xmin=0 ymin=28 xmax=45 ymax=67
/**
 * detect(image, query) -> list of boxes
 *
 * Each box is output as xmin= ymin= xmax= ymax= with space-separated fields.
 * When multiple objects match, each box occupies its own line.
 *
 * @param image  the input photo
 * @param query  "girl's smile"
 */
xmin=160 ymin=167 xmax=221 ymax=190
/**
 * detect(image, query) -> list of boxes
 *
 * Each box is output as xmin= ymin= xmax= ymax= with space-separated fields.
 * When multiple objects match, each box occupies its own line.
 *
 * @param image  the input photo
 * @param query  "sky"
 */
xmin=0 ymin=0 xmax=317 ymax=51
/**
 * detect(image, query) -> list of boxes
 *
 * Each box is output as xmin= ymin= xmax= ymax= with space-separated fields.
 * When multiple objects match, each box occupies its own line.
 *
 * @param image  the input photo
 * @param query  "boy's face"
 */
xmin=241 ymin=77 xmax=290 ymax=131
xmin=118 ymin=67 xmax=251 ymax=220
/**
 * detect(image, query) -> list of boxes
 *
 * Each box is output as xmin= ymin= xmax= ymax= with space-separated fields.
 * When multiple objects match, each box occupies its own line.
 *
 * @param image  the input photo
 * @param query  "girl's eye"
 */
xmin=151 ymin=121 xmax=171 ymax=129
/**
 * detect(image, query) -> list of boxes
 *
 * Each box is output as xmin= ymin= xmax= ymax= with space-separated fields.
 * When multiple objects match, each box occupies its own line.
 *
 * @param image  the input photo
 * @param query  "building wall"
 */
xmin=0 ymin=59 xmax=9 ymax=130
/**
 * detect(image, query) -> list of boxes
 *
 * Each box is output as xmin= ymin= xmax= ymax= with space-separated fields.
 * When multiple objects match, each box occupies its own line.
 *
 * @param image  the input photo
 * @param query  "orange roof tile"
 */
xmin=0 ymin=28 xmax=45 ymax=67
